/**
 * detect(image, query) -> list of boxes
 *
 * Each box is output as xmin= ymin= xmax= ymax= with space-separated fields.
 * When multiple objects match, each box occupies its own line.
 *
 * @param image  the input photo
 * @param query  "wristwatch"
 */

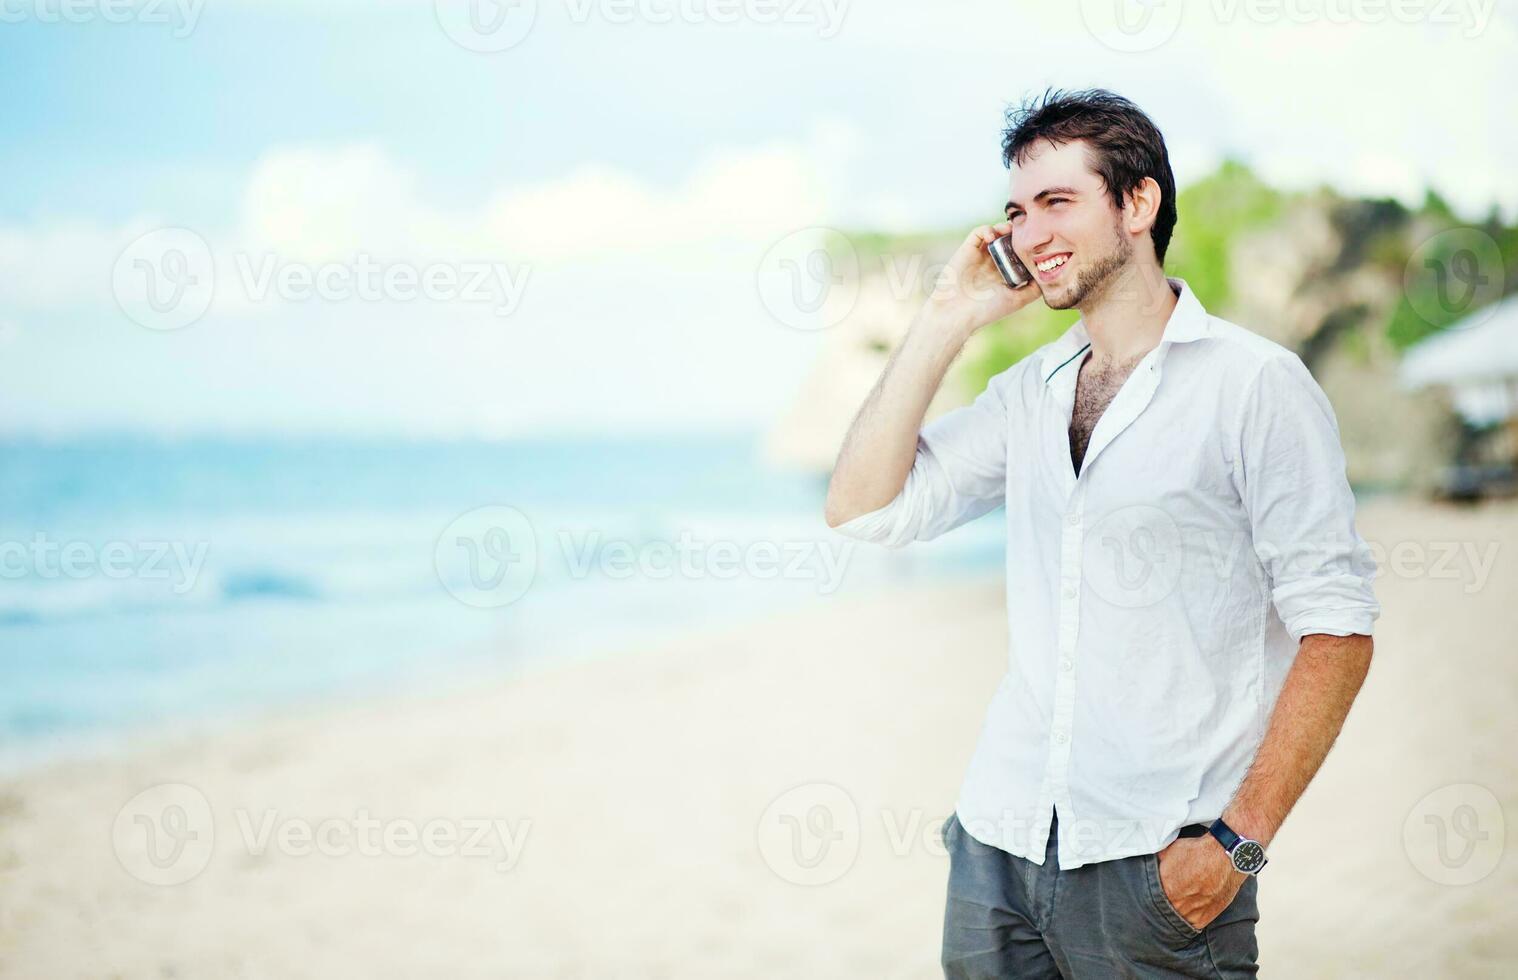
xmin=1208 ymin=818 xmax=1268 ymax=875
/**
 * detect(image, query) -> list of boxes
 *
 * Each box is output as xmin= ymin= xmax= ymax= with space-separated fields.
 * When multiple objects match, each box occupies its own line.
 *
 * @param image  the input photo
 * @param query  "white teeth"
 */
xmin=1037 ymin=254 xmax=1069 ymax=273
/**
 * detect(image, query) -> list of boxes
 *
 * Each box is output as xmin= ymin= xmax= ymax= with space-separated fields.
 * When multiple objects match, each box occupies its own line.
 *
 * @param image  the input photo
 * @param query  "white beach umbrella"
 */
xmin=1400 ymin=294 xmax=1518 ymax=425
xmin=1400 ymin=294 xmax=1518 ymax=389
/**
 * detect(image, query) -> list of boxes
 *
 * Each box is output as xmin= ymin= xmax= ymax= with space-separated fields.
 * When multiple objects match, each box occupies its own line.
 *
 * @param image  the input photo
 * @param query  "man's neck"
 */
xmin=1077 ymin=262 xmax=1178 ymax=364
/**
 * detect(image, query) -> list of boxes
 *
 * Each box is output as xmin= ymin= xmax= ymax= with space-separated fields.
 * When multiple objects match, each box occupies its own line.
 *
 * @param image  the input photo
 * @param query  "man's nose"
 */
xmin=1015 ymin=216 xmax=1053 ymax=259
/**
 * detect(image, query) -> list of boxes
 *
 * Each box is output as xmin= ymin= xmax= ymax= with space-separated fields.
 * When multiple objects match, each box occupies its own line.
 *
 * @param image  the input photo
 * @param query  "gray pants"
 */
xmin=941 ymin=808 xmax=1259 ymax=978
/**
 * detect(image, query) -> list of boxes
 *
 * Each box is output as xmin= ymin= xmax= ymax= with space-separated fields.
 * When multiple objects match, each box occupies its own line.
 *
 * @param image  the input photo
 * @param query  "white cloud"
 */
xmin=0 ymin=123 xmax=855 ymax=316
xmin=0 ymin=132 xmax=853 ymax=436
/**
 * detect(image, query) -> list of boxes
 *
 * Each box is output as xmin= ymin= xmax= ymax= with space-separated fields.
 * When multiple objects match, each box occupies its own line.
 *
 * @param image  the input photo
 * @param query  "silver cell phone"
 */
xmin=988 ymin=234 xmax=1032 ymax=289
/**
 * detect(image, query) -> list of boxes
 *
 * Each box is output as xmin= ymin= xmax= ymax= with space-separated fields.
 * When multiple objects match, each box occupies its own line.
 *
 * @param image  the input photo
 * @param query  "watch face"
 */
xmin=1231 ymin=840 xmax=1267 ymax=874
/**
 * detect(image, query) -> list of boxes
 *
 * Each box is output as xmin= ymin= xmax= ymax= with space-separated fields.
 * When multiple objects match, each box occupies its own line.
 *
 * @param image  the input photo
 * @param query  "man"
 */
xmin=824 ymin=89 xmax=1380 ymax=978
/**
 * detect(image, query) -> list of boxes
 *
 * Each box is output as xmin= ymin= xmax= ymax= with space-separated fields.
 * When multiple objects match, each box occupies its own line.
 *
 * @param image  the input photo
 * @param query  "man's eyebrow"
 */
xmin=1004 ymin=186 xmax=1081 ymax=215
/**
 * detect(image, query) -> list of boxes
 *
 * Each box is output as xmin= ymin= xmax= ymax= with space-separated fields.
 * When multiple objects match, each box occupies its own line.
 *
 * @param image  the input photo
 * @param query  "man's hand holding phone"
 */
xmin=924 ymin=220 xmax=1040 ymax=339
xmin=825 ymin=218 xmax=1039 ymax=528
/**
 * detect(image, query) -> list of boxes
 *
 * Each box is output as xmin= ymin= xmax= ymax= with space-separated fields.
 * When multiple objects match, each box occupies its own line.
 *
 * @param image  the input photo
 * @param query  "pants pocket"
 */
xmin=1143 ymin=851 xmax=1203 ymax=942
xmin=940 ymin=811 xmax=957 ymax=848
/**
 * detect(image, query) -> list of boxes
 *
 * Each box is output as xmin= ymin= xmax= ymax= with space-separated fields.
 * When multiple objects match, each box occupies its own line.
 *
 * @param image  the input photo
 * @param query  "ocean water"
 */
xmin=0 ymin=433 xmax=1004 ymax=770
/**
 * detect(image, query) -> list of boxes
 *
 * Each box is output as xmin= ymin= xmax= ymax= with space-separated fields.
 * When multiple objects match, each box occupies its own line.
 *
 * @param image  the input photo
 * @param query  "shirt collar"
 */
xmin=1039 ymin=276 xmax=1211 ymax=384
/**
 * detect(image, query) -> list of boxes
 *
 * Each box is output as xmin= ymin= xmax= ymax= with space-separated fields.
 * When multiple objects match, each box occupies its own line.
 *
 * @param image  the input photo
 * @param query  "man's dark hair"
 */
xmin=1000 ymin=88 xmax=1178 ymax=265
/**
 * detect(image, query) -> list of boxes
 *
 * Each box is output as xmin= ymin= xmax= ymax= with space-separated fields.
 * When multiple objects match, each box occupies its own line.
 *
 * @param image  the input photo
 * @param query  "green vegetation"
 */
xmin=1386 ymin=212 xmax=1518 ymax=350
xmin=1165 ymin=158 xmax=1286 ymax=313
xmin=837 ymin=159 xmax=1516 ymax=397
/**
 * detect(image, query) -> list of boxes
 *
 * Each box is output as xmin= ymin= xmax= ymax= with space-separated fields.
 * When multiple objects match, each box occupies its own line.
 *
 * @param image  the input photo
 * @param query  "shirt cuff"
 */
xmin=829 ymin=494 xmax=913 ymax=550
xmin=1282 ymin=609 xmax=1378 ymax=643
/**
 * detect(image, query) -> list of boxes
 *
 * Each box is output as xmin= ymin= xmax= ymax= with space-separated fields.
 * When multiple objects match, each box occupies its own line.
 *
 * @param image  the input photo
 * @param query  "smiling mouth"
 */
xmin=1035 ymin=252 xmax=1072 ymax=279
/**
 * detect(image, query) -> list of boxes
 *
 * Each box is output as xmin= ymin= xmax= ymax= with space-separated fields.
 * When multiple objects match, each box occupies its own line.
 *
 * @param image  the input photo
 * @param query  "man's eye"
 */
xmin=1049 ymin=198 xmax=1069 ymax=206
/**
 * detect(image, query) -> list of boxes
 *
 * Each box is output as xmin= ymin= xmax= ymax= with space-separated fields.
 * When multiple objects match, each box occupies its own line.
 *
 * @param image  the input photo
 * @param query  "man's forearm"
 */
xmin=1221 ymin=632 xmax=1374 ymax=847
xmin=824 ymin=303 xmax=978 ymax=527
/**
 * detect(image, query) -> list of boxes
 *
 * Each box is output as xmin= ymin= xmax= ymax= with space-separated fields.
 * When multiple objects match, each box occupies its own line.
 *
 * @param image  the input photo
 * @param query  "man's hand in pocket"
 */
xmin=1156 ymin=836 xmax=1245 ymax=930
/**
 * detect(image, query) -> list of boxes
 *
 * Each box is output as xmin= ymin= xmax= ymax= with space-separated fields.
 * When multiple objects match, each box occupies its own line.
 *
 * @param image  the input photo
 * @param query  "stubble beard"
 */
xmin=1041 ymin=217 xmax=1134 ymax=311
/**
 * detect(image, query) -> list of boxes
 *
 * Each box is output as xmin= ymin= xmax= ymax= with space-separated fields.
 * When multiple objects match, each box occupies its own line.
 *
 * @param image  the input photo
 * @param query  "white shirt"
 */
xmin=832 ymin=277 xmax=1380 ymax=869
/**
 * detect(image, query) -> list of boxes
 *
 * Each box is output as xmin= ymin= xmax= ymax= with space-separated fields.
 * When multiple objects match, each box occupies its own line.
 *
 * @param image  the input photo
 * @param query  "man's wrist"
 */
xmin=1217 ymin=806 xmax=1277 ymax=850
xmin=913 ymin=299 xmax=982 ymax=346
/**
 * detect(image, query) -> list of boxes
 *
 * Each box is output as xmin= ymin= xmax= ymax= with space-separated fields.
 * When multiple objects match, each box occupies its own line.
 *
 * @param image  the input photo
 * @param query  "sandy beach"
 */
xmin=2 ymin=495 xmax=1515 ymax=978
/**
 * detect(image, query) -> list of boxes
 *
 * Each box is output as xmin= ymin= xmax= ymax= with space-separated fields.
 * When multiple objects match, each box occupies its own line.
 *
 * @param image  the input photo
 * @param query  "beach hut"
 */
xmin=1400 ymin=293 xmax=1518 ymax=496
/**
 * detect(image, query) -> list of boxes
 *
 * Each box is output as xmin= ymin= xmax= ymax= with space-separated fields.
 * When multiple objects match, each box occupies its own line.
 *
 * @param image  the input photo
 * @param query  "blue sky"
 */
xmin=2 ymin=1 xmax=1514 ymax=436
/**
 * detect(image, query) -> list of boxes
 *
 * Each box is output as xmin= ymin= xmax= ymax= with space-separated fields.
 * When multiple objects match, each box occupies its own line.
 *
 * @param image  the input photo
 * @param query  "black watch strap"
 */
xmin=1209 ymin=817 xmax=1243 ymax=852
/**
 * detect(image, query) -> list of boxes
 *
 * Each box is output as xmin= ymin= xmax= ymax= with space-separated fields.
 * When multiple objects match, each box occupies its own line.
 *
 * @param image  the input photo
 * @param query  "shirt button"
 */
xmin=1066 ymin=513 xmax=1079 ymax=526
xmin=1054 ymin=731 xmax=1068 ymax=744
xmin=1062 ymin=584 xmax=1077 ymax=599
xmin=1061 ymin=658 xmax=1073 ymax=671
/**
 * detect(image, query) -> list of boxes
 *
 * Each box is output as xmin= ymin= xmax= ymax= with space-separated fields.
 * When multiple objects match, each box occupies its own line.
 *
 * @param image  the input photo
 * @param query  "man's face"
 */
xmin=1004 ymin=139 xmax=1133 ymax=311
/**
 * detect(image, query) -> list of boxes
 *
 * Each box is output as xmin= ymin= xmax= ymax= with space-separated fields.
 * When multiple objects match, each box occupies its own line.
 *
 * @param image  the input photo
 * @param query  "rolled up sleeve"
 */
xmin=1234 ymin=353 xmax=1380 ymax=642
xmin=831 ymin=370 xmax=1011 ymax=550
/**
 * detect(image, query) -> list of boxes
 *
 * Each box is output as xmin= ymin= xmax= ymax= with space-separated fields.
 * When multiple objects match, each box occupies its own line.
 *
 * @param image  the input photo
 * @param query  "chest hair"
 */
xmin=1068 ymin=351 xmax=1145 ymax=476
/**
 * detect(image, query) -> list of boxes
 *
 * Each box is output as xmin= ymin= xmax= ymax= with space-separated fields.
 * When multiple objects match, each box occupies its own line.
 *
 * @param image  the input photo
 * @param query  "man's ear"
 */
xmin=1124 ymin=177 xmax=1163 ymax=237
